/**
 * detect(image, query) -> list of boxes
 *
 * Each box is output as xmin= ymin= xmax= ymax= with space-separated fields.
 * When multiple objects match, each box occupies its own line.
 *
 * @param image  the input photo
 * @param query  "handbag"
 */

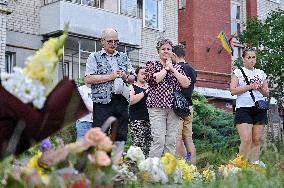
xmin=172 ymin=91 xmax=191 ymax=118
xmin=239 ymin=68 xmax=269 ymax=111
xmin=164 ymin=68 xmax=190 ymax=118
xmin=113 ymin=77 xmax=129 ymax=101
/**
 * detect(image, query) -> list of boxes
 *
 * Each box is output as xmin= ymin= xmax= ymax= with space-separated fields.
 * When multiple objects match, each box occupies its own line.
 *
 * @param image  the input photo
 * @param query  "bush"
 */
xmin=192 ymin=92 xmax=239 ymax=156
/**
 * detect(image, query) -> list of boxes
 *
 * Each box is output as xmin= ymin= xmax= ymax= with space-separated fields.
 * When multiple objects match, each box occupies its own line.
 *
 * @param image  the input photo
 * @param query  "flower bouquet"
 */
xmin=0 ymin=26 xmax=89 ymax=159
xmin=13 ymin=126 xmax=117 ymax=187
xmin=218 ymin=154 xmax=266 ymax=178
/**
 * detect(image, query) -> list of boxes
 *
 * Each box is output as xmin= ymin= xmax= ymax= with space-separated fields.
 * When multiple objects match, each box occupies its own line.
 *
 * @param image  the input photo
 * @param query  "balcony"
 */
xmin=40 ymin=0 xmax=142 ymax=46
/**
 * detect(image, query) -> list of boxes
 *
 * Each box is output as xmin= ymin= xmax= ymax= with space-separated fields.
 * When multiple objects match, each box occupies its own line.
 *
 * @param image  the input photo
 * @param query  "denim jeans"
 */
xmin=75 ymin=120 xmax=92 ymax=140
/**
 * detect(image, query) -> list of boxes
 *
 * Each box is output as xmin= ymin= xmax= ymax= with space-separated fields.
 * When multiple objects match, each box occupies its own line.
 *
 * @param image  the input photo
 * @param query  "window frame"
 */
xmin=119 ymin=0 xmax=139 ymax=17
xmin=4 ymin=52 xmax=16 ymax=73
xmin=231 ymin=1 xmax=241 ymax=36
xmin=63 ymin=61 xmax=70 ymax=77
xmin=179 ymin=0 xmax=186 ymax=9
xmin=143 ymin=0 xmax=163 ymax=31
xmin=269 ymin=0 xmax=280 ymax=4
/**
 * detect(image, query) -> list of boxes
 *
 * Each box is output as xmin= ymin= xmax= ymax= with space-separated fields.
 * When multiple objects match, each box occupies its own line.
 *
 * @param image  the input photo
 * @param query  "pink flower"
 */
xmin=84 ymin=128 xmax=106 ymax=146
xmin=97 ymin=137 xmax=113 ymax=152
xmin=88 ymin=151 xmax=111 ymax=167
xmin=95 ymin=151 xmax=111 ymax=166
xmin=88 ymin=154 xmax=96 ymax=164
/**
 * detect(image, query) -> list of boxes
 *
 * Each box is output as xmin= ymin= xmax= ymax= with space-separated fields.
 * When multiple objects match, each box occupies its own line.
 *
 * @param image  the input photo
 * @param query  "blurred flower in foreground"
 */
xmin=1 ymin=26 xmax=68 ymax=109
xmin=229 ymin=154 xmax=249 ymax=169
xmin=126 ymin=146 xmax=145 ymax=163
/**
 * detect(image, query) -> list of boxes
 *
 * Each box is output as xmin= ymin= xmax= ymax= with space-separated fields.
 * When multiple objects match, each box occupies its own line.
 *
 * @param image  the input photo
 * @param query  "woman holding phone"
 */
xmin=230 ymin=48 xmax=269 ymax=166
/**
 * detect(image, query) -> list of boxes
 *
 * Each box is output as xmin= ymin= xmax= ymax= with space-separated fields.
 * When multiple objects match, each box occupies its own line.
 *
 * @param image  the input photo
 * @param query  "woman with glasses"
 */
xmin=145 ymin=39 xmax=190 ymax=158
xmin=129 ymin=67 xmax=152 ymax=157
xmin=230 ymin=48 xmax=269 ymax=166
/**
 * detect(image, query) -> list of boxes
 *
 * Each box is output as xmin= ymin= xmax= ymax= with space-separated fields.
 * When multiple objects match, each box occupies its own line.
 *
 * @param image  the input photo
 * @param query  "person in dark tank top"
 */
xmin=129 ymin=67 xmax=152 ymax=157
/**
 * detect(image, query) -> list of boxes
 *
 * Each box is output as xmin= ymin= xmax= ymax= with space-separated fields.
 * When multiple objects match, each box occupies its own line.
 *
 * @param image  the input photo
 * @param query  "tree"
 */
xmin=238 ymin=10 xmax=284 ymax=99
xmin=192 ymin=92 xmax=238 ymax=154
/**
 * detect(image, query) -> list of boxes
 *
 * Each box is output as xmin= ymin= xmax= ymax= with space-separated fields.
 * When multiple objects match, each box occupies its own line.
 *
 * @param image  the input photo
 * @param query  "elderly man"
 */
xmin=85 ymin=28 xmax=135 ymax=156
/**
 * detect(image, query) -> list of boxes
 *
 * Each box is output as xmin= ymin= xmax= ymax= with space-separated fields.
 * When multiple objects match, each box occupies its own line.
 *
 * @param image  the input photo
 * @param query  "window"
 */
xmin=231 ymin=4 xmax=240 ymax=20
xmin=179 ymin=0 xmax=186 ymax=9
xmin=180 ymin=41 xmax=186 ymax=49
xmin=231 ymin=2 xmax=241 ymax=36
xmin=63 ymin=61 xmax=69 ymax=77
xmin=144 ymin=0 xmax=160 ymax=29
xmin=231 ymin=46 xmax=242 ymax=70
xmin=120 ymin=0 xmax=144 ymax=18
xmin=120 ymin=0 xmax=138 ymax=17
xmin=233 ymin=47 xmax=241 ymax=59
xmin=5 ymin=52 xmax=15 ymax=73
xmin=137 ymin=0 xmax=143 ymax=18
xmin=66 ymin=0 xmax=102 ymax=8
xmin=0 ymin=0 xmax=8 ymax=5
xmin=269 ymin=0 xmax=280 ymax=3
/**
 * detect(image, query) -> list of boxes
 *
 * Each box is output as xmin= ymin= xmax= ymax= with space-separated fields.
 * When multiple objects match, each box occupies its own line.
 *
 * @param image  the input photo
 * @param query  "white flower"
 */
xmin=223 ymin=166 xmax=241 ymax=178
xmin=138 ymin=158 xmax=151 ymax=171
xmin=2 ymin=67 xmax=46 ymax=109
xmin=230 ymin=167 xmax=241 ymax=174
xmin=138 ymin=157 xmax=168 ymax=184
xmin=126 ymin=146 xmax=145 ymax=163
xmin=192 ymin=171 xmax=203 ymax=183
xmin=172 ymin=167 xmax=183 ymax=184
xmin=112 ymin=164 xmax=138 ymax=181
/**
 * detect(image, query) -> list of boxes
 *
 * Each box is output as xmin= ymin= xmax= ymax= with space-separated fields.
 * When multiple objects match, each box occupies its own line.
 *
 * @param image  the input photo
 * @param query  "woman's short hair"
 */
xmin=242 ymin=47 xmax=256 ymax=58
xmin=156 ymin=38 xmax=173 ymax=51
xmin=172 ymin=44 xmax=186 ymax=58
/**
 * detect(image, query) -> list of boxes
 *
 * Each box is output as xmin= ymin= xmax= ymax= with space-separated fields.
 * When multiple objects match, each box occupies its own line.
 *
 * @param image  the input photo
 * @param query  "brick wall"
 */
xmin=0 ymin=4 xmax=11 ymax=71
xmin=140 ymin=0 xmax=178 ymax=63
xmin=7 ymin=0 xmax=41 ymax=35
xmin=179 ymin=0 xmax=232 ymax=90
xmin=247 ymin=0 xmax=258 ymax=17
xmin=209 ymin=98 xmax=234 ymax=112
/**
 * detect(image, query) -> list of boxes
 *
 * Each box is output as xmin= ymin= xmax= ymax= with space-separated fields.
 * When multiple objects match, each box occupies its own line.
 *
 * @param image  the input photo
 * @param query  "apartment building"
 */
xmin=178 ymin=0 xmax=283 ymax=111
xmin=3 ymin=0 xmax=178 ymax=81
xmin=257 ymin=0 xmax=284 ymax=20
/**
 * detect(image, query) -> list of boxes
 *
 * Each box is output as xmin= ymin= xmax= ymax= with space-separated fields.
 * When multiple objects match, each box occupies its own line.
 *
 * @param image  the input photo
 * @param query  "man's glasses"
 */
xmin=105 ymin=39 xmax=119 ymax=44
xmin=247 ymin=56 xmax=256 ymax=59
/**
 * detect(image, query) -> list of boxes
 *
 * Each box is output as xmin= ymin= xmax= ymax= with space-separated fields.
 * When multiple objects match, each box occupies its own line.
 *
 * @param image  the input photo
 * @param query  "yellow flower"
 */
xmin=177 ymin=159 xmax=194 ymax=182
xmin=25 ymin=152 xmax=49 ymax=183
xmin=23 ymin=26 xmax=68 ymax=95
xmin=161 ymin=153 xmax=177 ymax=176
xmin=229 ymin=154 xmax=249 ymax=169
xmin=26 ymin=152 xmax=44 ymax=173
xmin=202 ymin=168 xmax=215 ymax=182
xmin=142 ymin=172 xmax=151 ymax=184
xmin=218 ymin=164 xmax=225 ymax=172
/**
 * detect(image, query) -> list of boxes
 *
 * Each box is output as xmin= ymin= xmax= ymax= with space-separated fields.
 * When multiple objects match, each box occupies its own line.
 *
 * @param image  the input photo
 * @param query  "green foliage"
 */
xmin=192 ymin=92 xmax=239 ymax=156
xmin=239 ymin=10 xmax=284 ymax=99
xmin=76 ymin=77 xmax=85 ymax=87
xmin=53 ymin=124 xmax=77 ymax=144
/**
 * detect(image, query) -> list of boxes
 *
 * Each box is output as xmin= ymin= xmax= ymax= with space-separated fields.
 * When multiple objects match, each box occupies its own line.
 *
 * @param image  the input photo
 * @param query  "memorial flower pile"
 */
xmin=218 ymin=154 xmax=266 ymax=178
